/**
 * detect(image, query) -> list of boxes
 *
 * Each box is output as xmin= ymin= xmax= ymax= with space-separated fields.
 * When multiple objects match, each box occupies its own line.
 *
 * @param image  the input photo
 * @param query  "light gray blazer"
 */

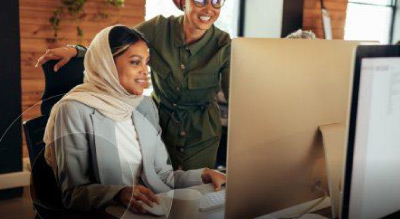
xmin=51 ymin=96 xmax=203 ymax=211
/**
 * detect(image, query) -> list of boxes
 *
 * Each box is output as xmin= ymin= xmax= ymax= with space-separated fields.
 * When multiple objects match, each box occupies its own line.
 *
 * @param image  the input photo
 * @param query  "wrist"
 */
xmin=66 ymin=44 xmax=78 ymax=58
xmin=201 ymin=168 xmax=211 ymax=183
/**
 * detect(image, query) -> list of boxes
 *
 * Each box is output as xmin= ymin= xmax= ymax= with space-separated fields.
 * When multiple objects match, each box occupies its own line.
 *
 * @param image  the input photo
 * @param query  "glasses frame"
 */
xmin=191 ymin=0 xmax=226 ymax=9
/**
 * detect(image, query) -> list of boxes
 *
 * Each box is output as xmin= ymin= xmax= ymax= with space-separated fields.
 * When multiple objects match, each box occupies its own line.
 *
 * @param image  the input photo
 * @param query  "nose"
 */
xmin=205 ymin=0 xmax=214 ymax=12
xmin=141 ymin=63 xmax=149 ymax=75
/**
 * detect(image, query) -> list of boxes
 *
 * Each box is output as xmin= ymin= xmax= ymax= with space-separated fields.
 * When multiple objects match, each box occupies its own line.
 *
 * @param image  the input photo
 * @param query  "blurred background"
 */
xmin=0 ymin=0 xmax=399 ymax=218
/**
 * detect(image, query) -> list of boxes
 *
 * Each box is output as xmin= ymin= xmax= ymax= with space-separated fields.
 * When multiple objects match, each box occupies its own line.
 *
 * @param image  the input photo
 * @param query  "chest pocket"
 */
xmin=188 ymin=72 xmax=219 ymax=89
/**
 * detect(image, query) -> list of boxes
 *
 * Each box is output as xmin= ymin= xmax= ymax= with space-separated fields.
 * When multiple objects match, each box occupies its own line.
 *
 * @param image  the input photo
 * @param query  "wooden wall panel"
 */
xmin=19 ymin=0 xmax=145 ymax=157
xmin=303 ymin=0 xmax=348 ymax=39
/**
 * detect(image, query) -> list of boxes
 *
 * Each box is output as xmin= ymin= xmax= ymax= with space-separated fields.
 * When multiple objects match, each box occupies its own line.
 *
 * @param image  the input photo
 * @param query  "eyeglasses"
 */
xmin=192 ymin=0 xmax=226 ymax=9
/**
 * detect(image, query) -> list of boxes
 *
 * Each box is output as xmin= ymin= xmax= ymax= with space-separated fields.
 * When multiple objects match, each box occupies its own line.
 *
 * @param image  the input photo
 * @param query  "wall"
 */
xmin=20 ymin=0 xmax=145 ymax=157
xmin=0 ymin=0 xmax=23 ymax=200
xmin=303 ymin=0 xmax=349 ymax=39
xmin=244 ymin=0 xmax=284 ymax=38
xmin=242 ymin=0 xmax=348 ymax=39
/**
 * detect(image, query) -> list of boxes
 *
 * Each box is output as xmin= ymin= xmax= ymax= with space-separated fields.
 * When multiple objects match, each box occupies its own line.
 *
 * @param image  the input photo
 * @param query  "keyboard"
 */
xmin=199 ymin=190 xmax=226 ymax=212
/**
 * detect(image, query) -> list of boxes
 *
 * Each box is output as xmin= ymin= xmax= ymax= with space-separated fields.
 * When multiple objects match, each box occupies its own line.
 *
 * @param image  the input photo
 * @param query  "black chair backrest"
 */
xmin=23 ymin=116 xmax=66 ymax=217
xmin=23 ymin=115 xmax=48 ymax=165
xmin=30 ymin=149 xmax=65 ymax=215
xmin=41 ymin=58 xmax=84 ymax=116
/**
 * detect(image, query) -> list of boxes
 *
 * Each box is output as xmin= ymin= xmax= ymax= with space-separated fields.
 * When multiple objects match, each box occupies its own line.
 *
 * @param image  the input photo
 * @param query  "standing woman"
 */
xmin=36 ymin=0 xmax=231 ymax=170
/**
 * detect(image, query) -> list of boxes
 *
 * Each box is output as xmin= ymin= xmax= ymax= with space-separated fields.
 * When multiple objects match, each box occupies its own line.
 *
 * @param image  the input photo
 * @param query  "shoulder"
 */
xmin=136 ymin=96 xmax=160 ymax=128
xmin=213 ymin=26 xmax=232 ymax=47
xmin=56 ymin=100 xmax=95 ymax=118
xmin=136 ymin=96 xmax=157 ymax=116
xmin=141 ymin=15 xmax=171 ymax=28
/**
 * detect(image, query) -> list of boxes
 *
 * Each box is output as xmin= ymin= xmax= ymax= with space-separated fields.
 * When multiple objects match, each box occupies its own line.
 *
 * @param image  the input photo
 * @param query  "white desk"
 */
xmin=106 ymin=184 xmax=331 ymax=219
xmin=106 ymin=184 xmax=224 ymax=219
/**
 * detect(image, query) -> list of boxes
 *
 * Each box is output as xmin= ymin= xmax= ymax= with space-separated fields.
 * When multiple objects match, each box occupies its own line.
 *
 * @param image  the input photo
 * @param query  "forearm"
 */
xmin=172 ymin=169 xmax=204 ymax=188
xmin=62 ymin=184 xmax=125 ymax=211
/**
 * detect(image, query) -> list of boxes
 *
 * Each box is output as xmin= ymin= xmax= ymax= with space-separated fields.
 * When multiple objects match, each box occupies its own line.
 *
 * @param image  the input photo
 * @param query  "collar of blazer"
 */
xmin=89 ymin=108 xmax=159 ymax=186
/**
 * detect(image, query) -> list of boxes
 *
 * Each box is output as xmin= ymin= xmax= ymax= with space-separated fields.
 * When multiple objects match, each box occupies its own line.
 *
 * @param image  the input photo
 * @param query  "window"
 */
xmin=345 ymin=0 xmax=397 ymax=44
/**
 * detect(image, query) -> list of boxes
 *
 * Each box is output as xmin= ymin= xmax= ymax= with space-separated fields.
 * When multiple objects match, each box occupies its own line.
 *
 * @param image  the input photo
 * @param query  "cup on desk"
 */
xmin=161 ymin=188 xmax=202 ymax=219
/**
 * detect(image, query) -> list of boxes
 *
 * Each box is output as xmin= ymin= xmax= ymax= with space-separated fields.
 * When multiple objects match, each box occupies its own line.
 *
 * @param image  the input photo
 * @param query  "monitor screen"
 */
xmin=346 ymin=57 xmax=400 ymax=219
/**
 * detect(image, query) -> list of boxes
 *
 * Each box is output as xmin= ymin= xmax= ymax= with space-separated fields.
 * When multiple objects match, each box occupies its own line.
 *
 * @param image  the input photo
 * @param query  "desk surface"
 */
xmin=106 ymin=184 xmax=332 ymax=219
xmin=106 ymin=184 xmax=223 ymax=219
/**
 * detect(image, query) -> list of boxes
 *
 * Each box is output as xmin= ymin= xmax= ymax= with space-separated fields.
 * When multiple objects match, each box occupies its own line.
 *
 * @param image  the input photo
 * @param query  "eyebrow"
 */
xmin=129 ymin=55 xmax=150 ymax=61
xmin=129 ymin=55 xmax=143 ymax=59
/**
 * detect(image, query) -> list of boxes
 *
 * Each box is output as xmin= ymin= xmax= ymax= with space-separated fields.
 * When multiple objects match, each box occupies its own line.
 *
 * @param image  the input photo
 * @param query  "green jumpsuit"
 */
xmin=78 ymin=15 xmax=231 ymax=170
xmin=137 ymin=15 xmax=231 ymax=170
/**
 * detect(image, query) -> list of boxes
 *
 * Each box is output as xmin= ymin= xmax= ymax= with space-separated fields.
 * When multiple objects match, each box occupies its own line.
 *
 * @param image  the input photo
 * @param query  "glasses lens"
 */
xmin=211 ymin=0 xmax=225 ymax=8
xmin=193 ymin=0 xmax=207 ymax=7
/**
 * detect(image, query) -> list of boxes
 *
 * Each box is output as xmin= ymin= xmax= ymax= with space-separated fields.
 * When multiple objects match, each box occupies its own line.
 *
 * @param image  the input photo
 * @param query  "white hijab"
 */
xmin=44 ymin=25 xmax=144 ymax=162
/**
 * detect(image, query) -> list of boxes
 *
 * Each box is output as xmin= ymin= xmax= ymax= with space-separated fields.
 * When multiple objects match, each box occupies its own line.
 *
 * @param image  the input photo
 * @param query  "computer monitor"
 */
xmin=225 ymin=38 xmax=360 ymax=219
xmin=341 ymin=45 xmax=400 ymax=219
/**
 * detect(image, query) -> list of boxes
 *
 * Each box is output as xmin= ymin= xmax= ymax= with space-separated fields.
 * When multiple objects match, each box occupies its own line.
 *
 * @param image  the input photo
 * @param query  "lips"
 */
xmin=199 ymin=15 xmax=211 ymax=22
xmin=134 ymin=78 xmax=149 ymax=87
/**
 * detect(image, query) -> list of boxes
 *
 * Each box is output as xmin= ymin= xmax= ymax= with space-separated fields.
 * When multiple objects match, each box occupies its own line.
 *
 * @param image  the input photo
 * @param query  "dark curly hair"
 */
xmin=108 ymin=26 xmax=150 ymax=59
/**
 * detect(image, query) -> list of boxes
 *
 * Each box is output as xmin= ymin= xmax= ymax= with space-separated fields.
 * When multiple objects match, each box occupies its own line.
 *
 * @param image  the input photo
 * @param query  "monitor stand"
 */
xmin=319 ymin=123 xmax=347 ymax=218
xmin=256 ymin=197 xmax=331 ymax=219
xmin=258 ymin=123 xmax=346 ymax=219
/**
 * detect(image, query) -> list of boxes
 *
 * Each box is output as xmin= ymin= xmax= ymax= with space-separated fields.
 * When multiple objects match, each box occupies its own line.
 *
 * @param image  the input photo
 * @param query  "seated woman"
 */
xmin=43 ymin=25 xmax=225 ymax=214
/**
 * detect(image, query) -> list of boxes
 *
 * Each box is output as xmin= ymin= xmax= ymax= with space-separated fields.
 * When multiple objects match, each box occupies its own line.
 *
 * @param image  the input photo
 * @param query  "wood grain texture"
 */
xmin=302 ymin=0 xmax=348 ymax=39
xmin=20 ymin=0 xmax=145 ymax=157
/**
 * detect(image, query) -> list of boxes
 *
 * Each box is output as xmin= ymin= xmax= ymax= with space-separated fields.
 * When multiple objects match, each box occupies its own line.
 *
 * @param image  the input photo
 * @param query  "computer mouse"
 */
xmin=141 ymin=202 xmax=165 ymax=216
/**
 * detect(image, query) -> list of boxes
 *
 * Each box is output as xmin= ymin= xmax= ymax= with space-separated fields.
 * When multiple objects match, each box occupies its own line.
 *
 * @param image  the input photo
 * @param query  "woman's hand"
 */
xmin=201 ymin=168 xmax=226 ymax=191
xmin=35 ymin=46 xmax=77 ymax=72
xmin=117 ymin=185 xmax=160 ymax=214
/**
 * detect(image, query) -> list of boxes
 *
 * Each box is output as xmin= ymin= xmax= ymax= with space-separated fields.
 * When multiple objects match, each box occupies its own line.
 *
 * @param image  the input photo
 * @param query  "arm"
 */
xmin=147 ymin=99 xmax=225 ymax=189
xmin=52 ymin=101 xmax=124 ymax=211
xmin=35 ymin=45 xmax=87 ymax=72
xmin=220 ymin=43 xmax=231 ymax=101
xmin=220 ymin=59 xmax=230 ymax=101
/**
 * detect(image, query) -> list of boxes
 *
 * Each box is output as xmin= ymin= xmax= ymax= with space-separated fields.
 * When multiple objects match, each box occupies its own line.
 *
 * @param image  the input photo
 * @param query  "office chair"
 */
xmin=23 ymin=116 xmax=67 ymax=219
xmin=41 ymin=58 xmax=84 ymax=115
xmin=22 ymin=58 xmax=86 ymax=218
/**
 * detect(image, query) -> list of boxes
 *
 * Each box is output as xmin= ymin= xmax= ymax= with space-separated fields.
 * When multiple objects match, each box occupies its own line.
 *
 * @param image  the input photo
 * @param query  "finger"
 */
xmin=137 ymin=193 xmax=154 ymax=207
xmin=54 ymin=58 xmax=69 ymax=72
xmin=211 ymin=175 xmax=224 ymax=191
xmin=130 ymin=200 xmax=147 ymax=214
xmin=35 ymin=55 xmax=50 ymax=67
xmin=214 ymin=180 xmax=222 ymax=191
xmin=140 ymin=187 xmax=159 ymax=204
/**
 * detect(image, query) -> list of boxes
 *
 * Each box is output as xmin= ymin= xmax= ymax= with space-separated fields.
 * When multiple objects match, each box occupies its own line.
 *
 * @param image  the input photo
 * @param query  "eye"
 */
xmin=130 ymin=60 xmax=140 ymax=65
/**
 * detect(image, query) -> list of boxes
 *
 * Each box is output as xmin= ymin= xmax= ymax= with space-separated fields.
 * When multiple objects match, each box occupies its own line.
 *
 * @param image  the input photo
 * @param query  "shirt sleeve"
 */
xmin=220 ymin=43 xmax=231 ymax=101
xmin=75 ymin=45 xmax=87 ymax=58
xmin=135 ymin=16 xmax=163 ymax=46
